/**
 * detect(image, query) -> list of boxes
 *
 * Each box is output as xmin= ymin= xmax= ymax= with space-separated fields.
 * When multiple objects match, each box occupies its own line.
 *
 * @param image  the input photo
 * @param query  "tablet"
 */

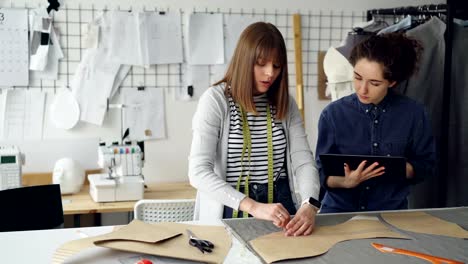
xmin=319 ymin=154 xmax=406 ymax=182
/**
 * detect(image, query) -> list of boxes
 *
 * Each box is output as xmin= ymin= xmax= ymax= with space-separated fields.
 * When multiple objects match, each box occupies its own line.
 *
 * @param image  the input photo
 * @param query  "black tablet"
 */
xmin=319 ymin=154 xmax=406 ymax=182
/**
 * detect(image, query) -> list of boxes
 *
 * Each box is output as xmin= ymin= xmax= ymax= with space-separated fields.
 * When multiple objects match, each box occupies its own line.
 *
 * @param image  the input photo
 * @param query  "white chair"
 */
xmin=134 ymin=199 xmax=196 ymax=223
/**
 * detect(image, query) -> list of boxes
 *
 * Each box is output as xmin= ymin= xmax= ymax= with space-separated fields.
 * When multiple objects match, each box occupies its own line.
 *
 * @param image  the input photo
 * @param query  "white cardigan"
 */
xmin=188 ymin=85 xmax=320 ymax=221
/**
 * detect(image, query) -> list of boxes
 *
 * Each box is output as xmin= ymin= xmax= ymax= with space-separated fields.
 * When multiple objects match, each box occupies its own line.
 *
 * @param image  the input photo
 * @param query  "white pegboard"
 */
xmin=3 ymin=2 xmax=365 ymax=96
xmin=0 ymin=0 xmax=369 ymax=180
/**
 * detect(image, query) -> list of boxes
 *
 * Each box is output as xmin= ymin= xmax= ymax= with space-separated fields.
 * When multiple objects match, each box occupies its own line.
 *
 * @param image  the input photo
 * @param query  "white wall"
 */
xmin=1 ymin=0 xmax=445 ymax=183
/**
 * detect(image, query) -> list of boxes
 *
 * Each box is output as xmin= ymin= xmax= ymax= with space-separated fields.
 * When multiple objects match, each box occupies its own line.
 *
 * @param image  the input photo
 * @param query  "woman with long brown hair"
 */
xmin=189 ymin=22 xmax=320 ymax=236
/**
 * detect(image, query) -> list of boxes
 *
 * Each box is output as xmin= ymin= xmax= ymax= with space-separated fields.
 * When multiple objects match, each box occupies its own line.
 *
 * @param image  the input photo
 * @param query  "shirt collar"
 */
xmin=354 ymin=89 xmax=395 ymax=115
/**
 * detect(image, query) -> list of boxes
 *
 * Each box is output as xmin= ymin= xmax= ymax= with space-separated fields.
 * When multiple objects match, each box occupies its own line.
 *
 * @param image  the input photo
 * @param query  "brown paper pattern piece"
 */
xmin=382 ymin=211 xmax=468 ymax=239
xmin=96 ymin=222 xmax=231 ymax=263
xmin=53 ymin=220 xmax=231 ymax=264
xmin=94 ymin=219 xmax=181 ymax=244
xmin=250 ymin=218 xmax=408 ymax=263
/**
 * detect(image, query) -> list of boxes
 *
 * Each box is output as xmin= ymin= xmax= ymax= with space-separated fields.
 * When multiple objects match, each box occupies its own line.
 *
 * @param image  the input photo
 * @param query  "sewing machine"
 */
xmin=88 ymin=142 xmax=144 ymax=202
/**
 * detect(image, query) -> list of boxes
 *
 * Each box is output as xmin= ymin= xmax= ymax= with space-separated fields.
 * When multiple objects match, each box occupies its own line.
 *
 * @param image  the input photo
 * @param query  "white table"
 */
xmin=5 ymin=208 xmax=466 ymax=263
xmin=0 ymin=222 xmax=262 ymax=264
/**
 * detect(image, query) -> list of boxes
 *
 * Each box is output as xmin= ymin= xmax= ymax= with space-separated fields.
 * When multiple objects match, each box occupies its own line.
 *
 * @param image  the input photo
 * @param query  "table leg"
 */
xmin=73 ymin=214 xmax=81 ymax=227
xmin=95 ymin=213 xmax=101 ymax=226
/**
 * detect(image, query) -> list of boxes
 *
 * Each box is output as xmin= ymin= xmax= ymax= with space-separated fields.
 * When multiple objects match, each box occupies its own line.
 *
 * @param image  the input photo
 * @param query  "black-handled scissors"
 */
xmin=186 ymin=229 xmax=214 ymax=254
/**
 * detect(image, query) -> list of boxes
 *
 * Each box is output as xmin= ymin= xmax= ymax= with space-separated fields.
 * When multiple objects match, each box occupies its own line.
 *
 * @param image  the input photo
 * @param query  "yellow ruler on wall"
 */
xmin=293 ymin=14 xmax=304 ymax=123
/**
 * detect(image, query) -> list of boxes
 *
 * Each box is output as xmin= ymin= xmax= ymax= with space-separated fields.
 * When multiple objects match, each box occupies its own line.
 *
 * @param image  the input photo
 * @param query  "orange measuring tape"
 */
xmin=372 ymin=243 xmax=464 ymax=264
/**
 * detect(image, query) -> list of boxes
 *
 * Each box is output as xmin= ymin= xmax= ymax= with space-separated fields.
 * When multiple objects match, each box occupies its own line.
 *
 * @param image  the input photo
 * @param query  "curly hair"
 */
xmin=349 ymin=33 xmax=423 ymax=84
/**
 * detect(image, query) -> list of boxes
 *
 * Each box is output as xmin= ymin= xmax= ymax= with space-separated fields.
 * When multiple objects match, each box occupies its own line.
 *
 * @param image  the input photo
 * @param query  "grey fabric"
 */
xmin=399 ymin=17 xmax=446 ymax=209
xmin=447 ymin=23 xmax=468 ymax=207
xmin=223 ymin=207 xmax=468 ymax=264
xmin=336 ymin=34 xmax=370 ymax=60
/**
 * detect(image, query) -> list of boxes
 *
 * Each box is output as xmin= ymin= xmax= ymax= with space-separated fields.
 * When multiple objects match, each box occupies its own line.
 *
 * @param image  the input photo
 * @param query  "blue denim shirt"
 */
xmin=316 ymin=90 xmax=436 ymax=213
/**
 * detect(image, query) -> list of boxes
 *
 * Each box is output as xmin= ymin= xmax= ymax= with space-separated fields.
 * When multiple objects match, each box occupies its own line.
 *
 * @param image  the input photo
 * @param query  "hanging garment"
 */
xmin=399 ymin=17 xmax=446 ymax=209
xmin=377 ymin=15 xmax=412 ymax=34
xmin=323 ymin=47 xmax=354 ymax=101
xmin=361 ymin=19 xmax=389 ymax=33
xmin=335 ymin=18 xmax=381 ymax=60
xmin=335 ymin=34 xmax=370 ymax=60
xmin=447 ymin=22 xmax=468 ymax=207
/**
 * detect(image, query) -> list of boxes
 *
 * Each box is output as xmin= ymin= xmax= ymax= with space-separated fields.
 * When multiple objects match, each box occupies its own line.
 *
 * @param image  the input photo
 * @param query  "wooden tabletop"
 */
xmin=61 ymin=182 xmax=197 ymax=215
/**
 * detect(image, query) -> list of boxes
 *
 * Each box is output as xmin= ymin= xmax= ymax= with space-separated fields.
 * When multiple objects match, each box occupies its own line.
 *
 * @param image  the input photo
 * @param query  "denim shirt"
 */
xmin=315 ymin=90 xmax=436 ymax=213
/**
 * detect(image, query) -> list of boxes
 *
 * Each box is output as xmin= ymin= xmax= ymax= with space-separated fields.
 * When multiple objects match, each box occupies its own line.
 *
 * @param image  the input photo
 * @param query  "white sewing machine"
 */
xmin=0 ymin=146 xmax=25 ymax=191
xmin=88 ymin=142 xmax=144 ymax=202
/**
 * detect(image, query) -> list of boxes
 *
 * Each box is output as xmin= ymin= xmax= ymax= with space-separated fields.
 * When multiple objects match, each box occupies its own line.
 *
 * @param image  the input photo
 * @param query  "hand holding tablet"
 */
xmin=319 ymin=154 xmax=406 ymax=183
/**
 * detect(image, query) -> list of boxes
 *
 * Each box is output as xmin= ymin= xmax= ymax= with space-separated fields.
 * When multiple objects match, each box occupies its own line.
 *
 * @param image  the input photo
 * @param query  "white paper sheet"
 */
xmin=71 ymin=13 xmax=128 ymax=126
xmin=188 ymin=13 xmax=224 ymax=65
xmin=30 ymin=25 xmax=64 ymax=80
xmin=0 ymin=8 xmax=29 ymax=86
xmin=141 ymin=11 xmax=183 ymax=64
xmin=71 ymin=48 xmax=122 ymax=126
xmin=108 ymin=11 xmax=143 ymax=66
xmin=109 ymin=64 xmax=131 ymax=100
xmin=122 ymin=88 xmax=166 ymax=140
xmin=29 ymin=8 xmax=52 ymax=72
xmin=28 ymin=8 xmax=63 ymax=80
xmin=176 ymin=65 xmax=209 ymax=101
xmin=108 ymin=11 xmax=183 ymax=66
xmin=224 ymin=15 xmax=260 ymax=62
xmin=81 ymin=23 xmax=99 ymax=49
xmin=187 ymin=65 xmax=209 ymax=99
xmin=0 ymin=89 xmax=46 ymax=140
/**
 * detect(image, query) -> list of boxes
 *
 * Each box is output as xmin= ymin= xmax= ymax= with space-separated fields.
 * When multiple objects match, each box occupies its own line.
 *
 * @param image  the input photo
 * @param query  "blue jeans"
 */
xmin=223 ymin=177 xmax=297 ymax=219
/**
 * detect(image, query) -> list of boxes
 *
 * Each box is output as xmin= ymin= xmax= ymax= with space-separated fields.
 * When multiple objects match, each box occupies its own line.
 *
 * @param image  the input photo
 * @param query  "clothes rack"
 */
xmin=366 ymin=1 xmax=468 ymax=208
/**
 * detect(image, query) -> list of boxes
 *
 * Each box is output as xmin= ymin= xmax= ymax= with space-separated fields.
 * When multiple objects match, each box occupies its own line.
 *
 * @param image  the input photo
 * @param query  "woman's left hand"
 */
xmin=284 ymin=204 xmax=317 ymax=236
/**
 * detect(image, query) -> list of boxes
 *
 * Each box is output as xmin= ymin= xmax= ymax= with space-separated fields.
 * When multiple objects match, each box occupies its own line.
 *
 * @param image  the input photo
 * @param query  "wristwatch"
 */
xmin=301 ymin=197 xmax=321 ymax=211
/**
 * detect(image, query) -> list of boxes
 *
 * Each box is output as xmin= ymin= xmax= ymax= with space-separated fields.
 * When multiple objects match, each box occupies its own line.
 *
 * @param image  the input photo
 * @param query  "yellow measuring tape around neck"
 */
xmin=233 ymin=103 xmax=274 ymax=218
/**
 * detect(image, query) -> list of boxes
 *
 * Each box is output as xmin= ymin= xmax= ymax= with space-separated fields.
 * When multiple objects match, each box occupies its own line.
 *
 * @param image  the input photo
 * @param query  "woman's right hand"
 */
xmin=342 ymin=160 xmax=385 ymax=188
xmin=239 ymin=197 xmax=290 ymax=228
xmin=326 ymin=160 xmax=385 ymax=188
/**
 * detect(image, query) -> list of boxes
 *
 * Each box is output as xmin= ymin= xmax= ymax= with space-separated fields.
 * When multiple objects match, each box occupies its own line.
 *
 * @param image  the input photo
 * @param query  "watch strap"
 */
xmin=301 ymin=197 xmax=321 ymax=211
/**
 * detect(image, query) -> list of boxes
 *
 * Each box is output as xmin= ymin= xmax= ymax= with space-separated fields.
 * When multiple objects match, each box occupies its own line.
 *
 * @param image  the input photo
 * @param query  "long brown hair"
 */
xmin=213 ymin=22 xmax=289 ymax=119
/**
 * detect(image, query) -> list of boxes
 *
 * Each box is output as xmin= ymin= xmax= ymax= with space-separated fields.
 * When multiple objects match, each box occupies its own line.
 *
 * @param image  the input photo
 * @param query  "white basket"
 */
xmin=134 ymin=199 xmax=195 ymax=223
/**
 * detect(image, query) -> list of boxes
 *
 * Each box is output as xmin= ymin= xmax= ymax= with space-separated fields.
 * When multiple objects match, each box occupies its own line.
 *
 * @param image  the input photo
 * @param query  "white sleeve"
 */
xmin=287 ymin=98 xmax=321 ymax=201
xmin=188 ymin=89 xmax=246 ymax=210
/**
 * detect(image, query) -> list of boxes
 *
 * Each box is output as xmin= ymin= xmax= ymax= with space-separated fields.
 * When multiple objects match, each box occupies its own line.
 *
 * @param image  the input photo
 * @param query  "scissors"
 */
xmin=186 ymin=229 xmax=214 ymax=254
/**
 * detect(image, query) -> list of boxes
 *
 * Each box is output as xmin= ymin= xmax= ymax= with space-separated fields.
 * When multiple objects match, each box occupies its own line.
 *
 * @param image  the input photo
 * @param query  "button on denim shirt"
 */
xmin=315 ymin=90 xmax=436 ymax=213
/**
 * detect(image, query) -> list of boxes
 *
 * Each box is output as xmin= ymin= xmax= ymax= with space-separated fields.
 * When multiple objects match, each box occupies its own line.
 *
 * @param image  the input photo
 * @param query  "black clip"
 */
xmin=187 ymin=85 xmax=194 ymax=97
xmin=137 ymin=86 xmax=145 ymax=91
xmin=122 ymin=128 xmax=130 ymax=142
xmin=159 ymin=11 xmax=166 ymax=15
xmin=40 ymin=32 xmax=50 ymax=45
xmin=47 ymin=0 xmax=60 ymax=14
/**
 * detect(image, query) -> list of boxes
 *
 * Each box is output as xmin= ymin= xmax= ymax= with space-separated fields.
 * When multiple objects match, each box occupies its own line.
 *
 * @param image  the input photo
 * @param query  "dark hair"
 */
xmin=349 ymin=33 xmax=423 ymax=83
xmin=213 ymin=22 xmax=289 ymax=119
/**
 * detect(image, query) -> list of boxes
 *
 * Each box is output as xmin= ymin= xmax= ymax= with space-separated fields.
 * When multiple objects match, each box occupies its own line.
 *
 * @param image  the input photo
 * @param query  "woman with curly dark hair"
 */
xmin=316 ymin=33 xmax=436 ymax=213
